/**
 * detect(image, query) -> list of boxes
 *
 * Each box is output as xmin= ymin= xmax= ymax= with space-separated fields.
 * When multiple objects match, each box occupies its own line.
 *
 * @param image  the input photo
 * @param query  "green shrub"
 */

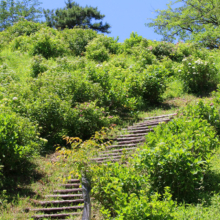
xmin=163 ymin=79 xmax=184 ymax=99
xmin=129 ymin=65 xmax=168 ymax=103
xmin=0 ymin=109 xmax=44 ymax=171
xmin=1 ymin=77 xmax=115 ymax=143
xmin=5 ymin=20 xmax=46 ymax=38
xmin=115 ymin=188 xmax=177 ymax=220
xmin=30 ymin=28 xmax=69 ymax=59
xmin=63 ymin=28 xmax=97 ymax=56
xmin=90 ymin=162 xmax=177 ymax=219
xmin=123 ymin=32 xmax=148 ymax=54
xmin=85 ymin=64 xmax=138 ymax=113
xmin=86 ymin=35 xmax=120 ymax=62
xmin=10 ymin=27 xmax=69 ymax=59
xmin=56 ymin=57 xmax=87 ymax=71
xmin=139 ymin=116 xmax=218 ymax=202
xmin=182 ymin=100 xmax=220 ymax=133
xmin=0 ymin=63 xmax=18 ymax=86
xmin=0 ymin=20 xmax=46 ymax=48
xmin=177 ymin=56 xmax=217 ymax=94
xmin=107 ymin=55 xmax=129 ymax=69
xmin=31 ymin=55 xmax=48 ymax=77
xmin=9 ymin=35 xmax=31 ymax=52
xmin=176 ymin=42 xmax=195 ymax=57
xmin=91 ymin=163 xmax=149 ymax=217
xmin=131 ymin=47 xmax=157 ymax=70
xmin=65 ymin=102 xmax=118 ymax=140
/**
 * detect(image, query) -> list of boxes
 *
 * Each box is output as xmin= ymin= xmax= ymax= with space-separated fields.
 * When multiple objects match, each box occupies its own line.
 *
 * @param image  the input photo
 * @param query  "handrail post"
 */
xmin=82 ymin=174 xmax=91 ymax=220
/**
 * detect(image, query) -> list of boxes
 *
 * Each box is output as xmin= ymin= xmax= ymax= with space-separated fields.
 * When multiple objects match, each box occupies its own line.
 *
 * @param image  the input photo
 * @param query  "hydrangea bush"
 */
xmin=177 ymin=56 xmax=217 ymax=93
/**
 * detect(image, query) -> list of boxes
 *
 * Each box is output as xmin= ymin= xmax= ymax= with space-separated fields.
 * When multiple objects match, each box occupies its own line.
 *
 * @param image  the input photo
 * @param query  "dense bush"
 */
xmin=177 ymin=56 xmax=217 ymax=93
xmin=131 ymin=47 xmax=157 ymax=70
xmin=115 ymin=188 xmax=177 ymax=220
xmin=139 ymin=116 xmax=218 ymax=202
xmin=65 ymin=102 xmax=118 ymax=140
xmin=0 ymin=109 xmax=44 ymax=171
xmin=0 ymin=63 xmax=18 ymax=86
xmin=123 ymin=32 xmax=148 ymax=54
xmin=130 ymin=64 xmax=168 ymax=103
xmin=91 ymin=163 xmax=148 ymax=217
xmin=63 ymin=28 xmax=97 ymax=56
xmin=31 ymin=55 xmax=49 ymax=77
xmin=0 ymin=20 xmax=46 ymax=48
xmin=55 ymin=57 xmax=87 ymax=72
xmin=90 ymin=160 xmax=177 ymax=219
xmin=0 ymin=76 xmax=116 ymax=143
xmin=151 ymin=41 xmax=184 ymax=62
xmin=30 ymin=28 xmax=69 ymax=59
xmin=182 ymin=100 xmax=220 ymax=133
xmin=86 ymin=35 xmax=120 ymax=62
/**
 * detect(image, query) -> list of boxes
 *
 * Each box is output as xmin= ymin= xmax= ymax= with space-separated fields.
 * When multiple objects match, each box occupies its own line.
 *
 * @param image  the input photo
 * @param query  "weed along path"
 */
xmin=28 ymin=113 xmax=176 ymax=220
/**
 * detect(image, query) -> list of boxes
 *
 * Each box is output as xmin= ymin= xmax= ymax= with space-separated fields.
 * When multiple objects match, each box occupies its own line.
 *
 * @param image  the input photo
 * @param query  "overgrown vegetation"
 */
xmin=1 ymin=16 xmax=220 ymax=219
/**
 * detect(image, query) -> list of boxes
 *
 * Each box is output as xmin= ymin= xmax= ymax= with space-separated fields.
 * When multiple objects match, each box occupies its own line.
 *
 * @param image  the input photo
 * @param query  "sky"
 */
xmin=40 ymin=0 xmax=172 ymax=42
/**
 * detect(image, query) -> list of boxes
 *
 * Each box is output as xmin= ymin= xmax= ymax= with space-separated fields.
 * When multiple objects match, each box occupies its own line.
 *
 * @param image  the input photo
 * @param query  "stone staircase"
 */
xmin=29 ymin=113 xmax=176 ymax=219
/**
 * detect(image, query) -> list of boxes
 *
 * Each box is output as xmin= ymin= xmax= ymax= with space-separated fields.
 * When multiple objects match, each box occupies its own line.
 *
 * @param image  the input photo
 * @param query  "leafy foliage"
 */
xmin=0 ymin=0 xmax=42 ymax=31
xmin=147 ymin=0 xmax=220 ymax=48
xmin=0 ymin=108 xmax=44 ymax=171
xmin=62 ymin=28 xmax=97 ymax=56
xmin=90 ymin=162 xmax=177 ymax=219
xmin=86 ymin=35 xmax=120 ymax=62
xmin=182 ymin=100 xmax=220 ymax=133
xmin=177 ymin=56 xmax=218 ymax=94
xmin=138 ymin=116 xmax=218 ymax=202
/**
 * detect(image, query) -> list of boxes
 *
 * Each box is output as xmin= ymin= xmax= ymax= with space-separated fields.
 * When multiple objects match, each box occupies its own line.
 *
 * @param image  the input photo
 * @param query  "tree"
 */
xmin=0 ymin=0 xmax=42 ymax=31
xmin=147 ymin=0 xmax=220 ymax=48
xmin=43 ymin=0 xmax=111 ymax=33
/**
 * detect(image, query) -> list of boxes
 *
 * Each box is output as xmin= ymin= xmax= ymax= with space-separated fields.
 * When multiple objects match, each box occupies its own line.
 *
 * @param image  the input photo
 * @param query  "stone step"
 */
xmin=97 ymin=158 xmax=121 ymax=163
xmin=135 ymin=119 xmax=170 ymax=127
xmin=59 ymin=183 xmax=80 ymax=188
xmin=129 ymin=129 xmax=153 ymax=134
xmin=99 ymin=152 xmax=123 ymax=157
xmin=144 ymin=113 xmax=176 ymax=120
xmin=45 ymin=194 xmax=83 ymax=199
xmin=117 ymin=136 xmax=144 ymax=141
xmin=106 ymin=143 xmax=137 ymax=149
xmin=33 ymin=199 xmax=84 ymax=206
xmin=67 ymin=179 xmax=80 ymax=183
xmin=118 ymin=133 xmax=148 ymax=138
xmin=92 ymin=155 xmax=122 ymax=162
xmin=30 ymin=205 xmax=84 ymax=213
xmin=101 ymin=147 xmax=137 ymax=154
xmin=53 ymin=188 xmax=82 ymax=194
xmin=31 ymin=212 xmax=81 ymax=219
xmin=127 ymin=126 xmax=155 ymax=131
xmin=117 ymin=138 xmax=145 ymax=144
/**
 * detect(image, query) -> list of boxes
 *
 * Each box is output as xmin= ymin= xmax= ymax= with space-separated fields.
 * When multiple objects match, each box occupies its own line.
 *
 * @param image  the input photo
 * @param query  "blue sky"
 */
xmin=41 ymin=0 xmax=172 ymax=42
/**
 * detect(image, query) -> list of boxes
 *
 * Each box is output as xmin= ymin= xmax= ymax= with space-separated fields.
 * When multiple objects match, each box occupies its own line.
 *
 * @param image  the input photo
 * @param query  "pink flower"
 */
xmin=108 ymin=116 xmax=113 ymax=118
xmin=80 ymin=115 xmax=83 ymax=117
xmin=210 ymin=103 xmax=214 ymax=106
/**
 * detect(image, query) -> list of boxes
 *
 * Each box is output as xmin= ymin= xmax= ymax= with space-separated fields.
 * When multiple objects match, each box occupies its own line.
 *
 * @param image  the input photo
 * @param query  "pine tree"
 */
xmin=44 ymin=0 xmax=110 ymax=33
